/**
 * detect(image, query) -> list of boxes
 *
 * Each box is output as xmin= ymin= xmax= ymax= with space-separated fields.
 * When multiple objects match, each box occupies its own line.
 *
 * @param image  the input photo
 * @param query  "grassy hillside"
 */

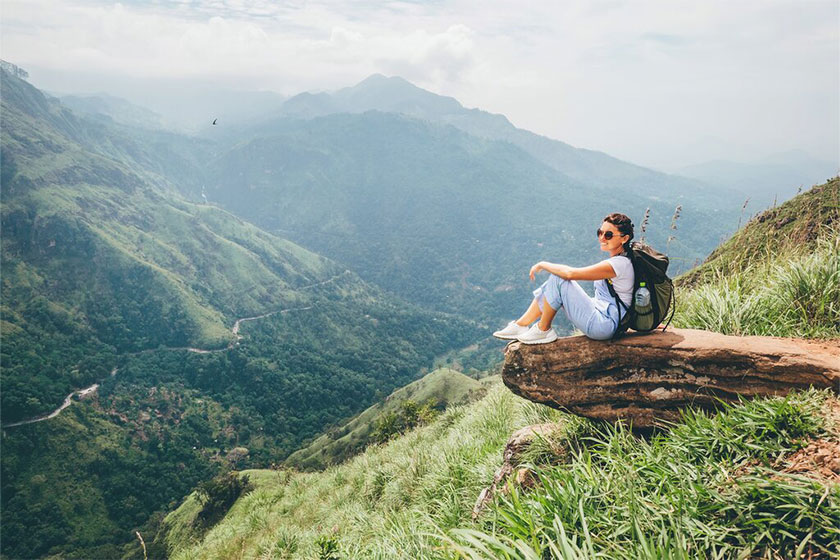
xmin=162 ymin=182 xmax=839 ymax=560
xmin=162 ymin=379 xmax=553 ymax=560
xmin=678 ymin=177 xmax=838 ymax=285
xmin=285 ymin=368 xmax=488 ymax=471
xmin=162 ymin=382 xmax=839 ymax=560
xmin=674 ymin=178 xmax=839 ymax=338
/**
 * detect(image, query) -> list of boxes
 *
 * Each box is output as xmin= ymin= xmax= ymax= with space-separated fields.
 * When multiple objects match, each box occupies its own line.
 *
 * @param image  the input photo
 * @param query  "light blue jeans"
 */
xmin=533 ymin=274 xmax=620 ymax=340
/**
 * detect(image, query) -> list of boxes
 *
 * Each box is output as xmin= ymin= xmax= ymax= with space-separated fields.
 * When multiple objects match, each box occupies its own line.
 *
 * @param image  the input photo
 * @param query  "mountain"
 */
xmin=675 ymin=150 xmax=838 ymax=209
xmin=280 ymin=74 xmax=734 ymax=198
xmin=199 ymin=109 xmax=737 ymax=325
xmin=58 ymin=93 xmax=170 ymax=130
xmin=280 ymin=74 xmax=465 ymax=119
xmin=0 ymin=69 xmax=481 ymax=559
xmin=1 ymin=69 xmax=333 ymax=422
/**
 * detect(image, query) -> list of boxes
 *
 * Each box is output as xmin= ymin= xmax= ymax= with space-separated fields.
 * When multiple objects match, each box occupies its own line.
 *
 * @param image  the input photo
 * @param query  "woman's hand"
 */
xmin=529 ymin=262 xmax=544 ymax=281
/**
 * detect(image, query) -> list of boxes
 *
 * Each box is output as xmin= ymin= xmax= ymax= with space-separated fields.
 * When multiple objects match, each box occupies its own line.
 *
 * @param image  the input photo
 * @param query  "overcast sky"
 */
xmin=3 ymin=0 xmax=838 ymax=169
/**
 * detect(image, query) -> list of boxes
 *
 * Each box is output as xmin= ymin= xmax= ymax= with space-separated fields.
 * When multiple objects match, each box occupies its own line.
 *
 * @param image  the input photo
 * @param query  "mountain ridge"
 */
xmin=278 ymin=73 xmax=733 ymax=201
xmin=200 ymin=107 xmax=735 ymax=325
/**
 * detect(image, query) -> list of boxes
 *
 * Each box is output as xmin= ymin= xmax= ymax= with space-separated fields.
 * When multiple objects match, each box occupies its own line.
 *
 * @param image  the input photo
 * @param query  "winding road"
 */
xmin=1 ymin=271 xmax=350 ymax=429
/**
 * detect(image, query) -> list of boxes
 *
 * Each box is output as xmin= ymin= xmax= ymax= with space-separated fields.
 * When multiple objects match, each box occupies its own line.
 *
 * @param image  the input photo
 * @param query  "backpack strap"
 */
xmin=607 ymin=251 xmax=634 ymax=340
xmin=661 ymin=280 xmax=676 ymax=332
xmin=606 ymin=278 xmax=629 ymax=340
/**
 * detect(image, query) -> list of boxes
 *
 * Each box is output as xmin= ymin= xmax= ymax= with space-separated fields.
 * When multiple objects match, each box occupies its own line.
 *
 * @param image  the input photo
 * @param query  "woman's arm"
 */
xmin=530 ymin=260 xmax=616 ymax=281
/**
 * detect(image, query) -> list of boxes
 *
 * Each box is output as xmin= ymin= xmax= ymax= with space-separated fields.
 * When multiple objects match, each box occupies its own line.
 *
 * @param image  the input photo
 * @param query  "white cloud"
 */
xmin=1 ymin=0 xmax=837 ymax=167
xmin=373 ymin=24 xmax=476 ymax=87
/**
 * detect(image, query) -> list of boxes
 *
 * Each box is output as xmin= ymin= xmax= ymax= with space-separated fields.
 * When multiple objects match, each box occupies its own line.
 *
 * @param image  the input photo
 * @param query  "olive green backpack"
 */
xmin=607 ymin=242 xmax=675 ymax=338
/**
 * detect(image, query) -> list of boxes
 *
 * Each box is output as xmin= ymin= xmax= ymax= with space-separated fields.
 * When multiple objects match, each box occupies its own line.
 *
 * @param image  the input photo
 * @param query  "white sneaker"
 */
xmin=517 ymin=324 xmax=558 ymax=344
xmin=493 ymin=321 xmax=530 ymax=340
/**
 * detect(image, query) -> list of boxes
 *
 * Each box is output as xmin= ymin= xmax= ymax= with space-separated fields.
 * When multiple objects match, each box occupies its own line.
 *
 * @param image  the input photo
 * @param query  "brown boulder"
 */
xmin=502 ymin=328 xmax=840 ymax=429
xmin=471 ymin=423 xmax=565 ymax=519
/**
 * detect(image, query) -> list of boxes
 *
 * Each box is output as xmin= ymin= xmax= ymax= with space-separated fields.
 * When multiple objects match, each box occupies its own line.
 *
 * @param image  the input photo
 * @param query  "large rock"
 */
xmin=502 ymin=328 xmax=840 ymax=428
xmin=472 ymin=423 xmax=566 ymax=519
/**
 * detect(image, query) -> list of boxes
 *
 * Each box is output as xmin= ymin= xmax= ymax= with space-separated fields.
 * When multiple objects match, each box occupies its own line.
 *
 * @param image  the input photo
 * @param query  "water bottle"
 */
xmin=634 ymin=283 xmax=651 ymax=308
xmin=633 ymin=282 xmax=655 ymax=331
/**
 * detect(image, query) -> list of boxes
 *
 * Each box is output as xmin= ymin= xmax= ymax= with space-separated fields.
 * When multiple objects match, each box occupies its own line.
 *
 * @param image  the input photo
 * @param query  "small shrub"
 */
xmin=371 ymin=398 xmax=441 ymax=444
xmin=194 ymin=471 xmax=254 ymax=528
xmin=315 ymin=533 xmax=340 ymax=560
xmin=271 ymin=528 xmax=299 ymax=559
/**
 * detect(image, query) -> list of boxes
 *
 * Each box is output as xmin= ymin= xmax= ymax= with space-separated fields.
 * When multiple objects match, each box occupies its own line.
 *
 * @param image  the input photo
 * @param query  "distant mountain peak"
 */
xmin=342 ymin=73 xmax=450 ymax=96
xmin=353 ymin=73 xmax=412 ymax=88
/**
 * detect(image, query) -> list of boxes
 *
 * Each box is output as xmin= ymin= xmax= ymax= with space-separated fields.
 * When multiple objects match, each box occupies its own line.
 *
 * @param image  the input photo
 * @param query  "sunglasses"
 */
xmin=596 ymin=229 xmax=622 ymax=240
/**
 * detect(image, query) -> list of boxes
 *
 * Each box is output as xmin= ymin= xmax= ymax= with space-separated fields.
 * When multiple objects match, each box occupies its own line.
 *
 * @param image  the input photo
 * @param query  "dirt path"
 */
xmin=1 ymin=271 xmax=349 ymax=429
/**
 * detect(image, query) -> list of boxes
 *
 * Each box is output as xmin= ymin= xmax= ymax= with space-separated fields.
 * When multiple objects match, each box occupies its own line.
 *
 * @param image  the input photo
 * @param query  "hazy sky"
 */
xmin=3 ymin=0 xmax=838 ymax=169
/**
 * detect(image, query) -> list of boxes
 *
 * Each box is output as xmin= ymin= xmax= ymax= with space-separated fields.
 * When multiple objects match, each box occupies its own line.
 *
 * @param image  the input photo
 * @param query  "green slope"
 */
xmin=285 ymin=368 xmax=487 ymax=471
xmin=162 ymin=381 xmax=839 ymax=560
xmin=678 ymin=177 xmax=839 ymax=286
xmin=161 ymin=378 xmax=538 ymax=560
xmin=1 ymin=68 xmax=337 ymax=422
xmin=674 ymin=178 xmax=839 ymax=338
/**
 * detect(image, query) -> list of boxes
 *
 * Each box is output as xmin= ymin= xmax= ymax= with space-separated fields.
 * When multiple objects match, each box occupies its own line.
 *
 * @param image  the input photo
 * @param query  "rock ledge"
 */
xmin=502 ymin=328 xmax=840 ymax=428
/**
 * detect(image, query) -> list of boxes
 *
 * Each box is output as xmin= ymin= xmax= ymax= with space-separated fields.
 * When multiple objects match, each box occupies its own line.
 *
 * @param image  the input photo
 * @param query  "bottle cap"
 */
xmin=640 ymin=282 xmax=646 ymax=287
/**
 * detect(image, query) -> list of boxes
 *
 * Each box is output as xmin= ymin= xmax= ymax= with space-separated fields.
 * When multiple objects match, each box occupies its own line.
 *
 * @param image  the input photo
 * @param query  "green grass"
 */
xmin=673 ymin=179 xmax=839 ymax=338
xmin=446 ymin=391 xmax=838 ymax=560
xmin=162 ymin=382 xmax=839 ymax=560
xmin=162 ymin=381 xmax=566 ymax=559
xmin=674 ymin=234 xmax=839 ymax=337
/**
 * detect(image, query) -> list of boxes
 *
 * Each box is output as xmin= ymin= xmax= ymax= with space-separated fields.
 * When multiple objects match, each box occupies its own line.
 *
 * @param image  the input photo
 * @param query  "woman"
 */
xmin=493 ymin=213 xmax=635 ymax=344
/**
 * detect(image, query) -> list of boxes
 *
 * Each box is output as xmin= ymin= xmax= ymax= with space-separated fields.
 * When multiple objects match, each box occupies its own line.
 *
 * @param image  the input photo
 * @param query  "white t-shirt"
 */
xmin=593 ymin=255 xmax=634 ymax=311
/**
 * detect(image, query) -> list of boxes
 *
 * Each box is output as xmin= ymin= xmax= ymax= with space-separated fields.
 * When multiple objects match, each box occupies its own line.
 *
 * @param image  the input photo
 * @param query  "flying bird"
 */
xmin=212 ymin=118 xmax=217 ymax=125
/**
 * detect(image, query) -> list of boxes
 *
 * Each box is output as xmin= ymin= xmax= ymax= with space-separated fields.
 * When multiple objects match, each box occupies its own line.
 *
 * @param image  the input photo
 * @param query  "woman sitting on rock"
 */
xmin=493 ymin=212 xmax=635 ymax=344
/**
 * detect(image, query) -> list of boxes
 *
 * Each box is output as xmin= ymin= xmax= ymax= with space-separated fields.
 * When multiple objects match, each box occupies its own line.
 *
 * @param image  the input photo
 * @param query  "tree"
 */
xmin=194 ymin=471 xmax=253 ymax=527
